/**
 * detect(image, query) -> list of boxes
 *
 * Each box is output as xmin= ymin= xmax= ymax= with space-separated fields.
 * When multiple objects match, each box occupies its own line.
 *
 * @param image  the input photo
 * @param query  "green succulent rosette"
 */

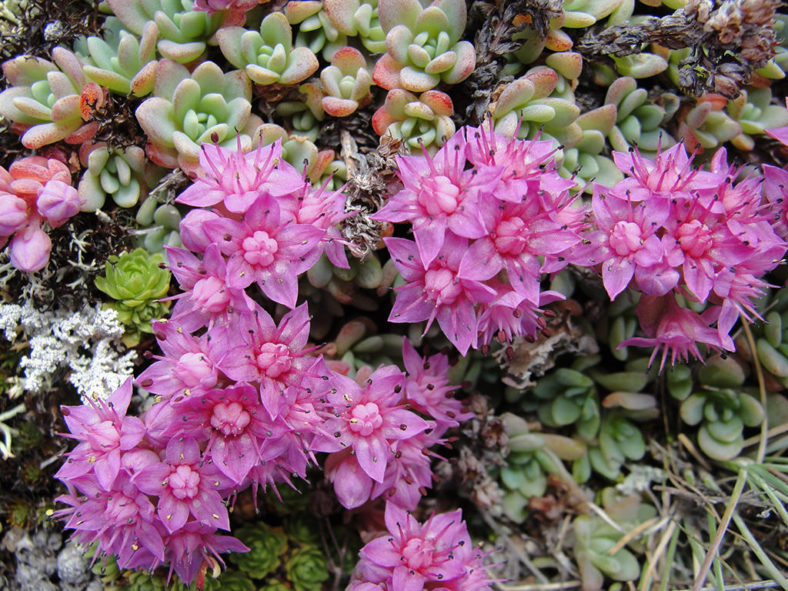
xmin=203 ymin=570 xmax=256 ymax=591
xmin=285 ymin=545 xmax=330 ymax=591
xmin=230 ymin=523 xmax=288 ymax=580
xmin=94 ymin=248 xmax=171 ymax=346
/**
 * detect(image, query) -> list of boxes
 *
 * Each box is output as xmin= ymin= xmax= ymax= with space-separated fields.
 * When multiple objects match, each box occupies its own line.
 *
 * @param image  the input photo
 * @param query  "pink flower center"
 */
xmin=609 ymin=221 xmax=644 ymax=257
xmin=348 ymin=402 xmax=383 ymax=437
xmin=192 ymin=276 xmax=230 ymax=314
xmin=210 ymin=401 xmax=251 ymax=436
xmin=86 ymin=420 xmax=120 ymax=450
xmin=174 ymin=352 xmax=214 ymax=389
xmin=423 ymin=268 xmax=461 ymax=305
xmin=242 ymin=230 xmax=279 ymax=267
xmin=676 ymin=220 xmax=713 ymax=258
xmin=168 ymin=465 xmax=201 ymax=500
xmin=419 ymin=176 xmax=461 ymax=216
xmin=401 ymin=537 xmax=437 ymax=572
xmin=255 ymin=342 xmax=292 ymax=378
xmin=493 ymin=217 xmax=527 ymax=255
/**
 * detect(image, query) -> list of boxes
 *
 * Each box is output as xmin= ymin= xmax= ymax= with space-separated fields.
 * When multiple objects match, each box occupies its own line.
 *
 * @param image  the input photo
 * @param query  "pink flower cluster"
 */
xmin=0 ymin=156 xmax=83 ymax=272
xmin=55 ymin=137 xmax=479 ymax=583
xmin=586 ymin=145 xmax=787 ymax=367
xmin=374 ymin=126 xmax=586 ymax=355
xmin=174 ymin=140 xmax=349 ymax=311
xmin=54 ymin=379 xmax=248 ymax=583
xmin=348 ymin=502 xmax=492 ymax=591
xmin=315 ymin=340 xmax=472 ymax=510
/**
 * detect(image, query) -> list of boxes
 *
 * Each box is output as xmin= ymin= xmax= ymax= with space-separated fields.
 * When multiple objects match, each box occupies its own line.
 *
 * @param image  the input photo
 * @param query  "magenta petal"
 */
xmin=389 ymin=285 xmax=434 ymax=324
xmin=133 ymin=463 xmax=170 ymax=495
xmin=355 ymin=436 xmax=388 ymax=483
xmin=192 ymin=490 xmax=230 ymax=530
xmin=159 ymin=494 xmax=189 ymax=533
xmin=602 ymin=257 xmax=635 ymax=301
xmin=332 ymin=456 xmax=374 ymax=509
xmin=392 ymin=566 xmax=427 ymax=591
xmin=95 ymin=448 xmax=121 ymax=490
xmin=413 ymin=218 xmax=446 ymax=268
xmin=260 ymin=266 xmax=298 ymax=309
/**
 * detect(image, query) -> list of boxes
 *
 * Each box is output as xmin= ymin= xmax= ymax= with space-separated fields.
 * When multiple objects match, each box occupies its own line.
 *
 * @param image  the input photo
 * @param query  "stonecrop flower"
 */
xmin=55 ymin=378 xmax=146 ymax=490
xmin=349 ymin=502 xmax=492 ymax=591
xmin=585 ymin=144 xmax=786 ymax=365
xmin=315 ymin=365 xmax=430 ymax=508
xmin=372 ymin=132 xmax=498 ymax=267
xmin=133 ymin=437 xmax=231 ymax=534
xmin=386 ymin=233 xmax=497 ymax=355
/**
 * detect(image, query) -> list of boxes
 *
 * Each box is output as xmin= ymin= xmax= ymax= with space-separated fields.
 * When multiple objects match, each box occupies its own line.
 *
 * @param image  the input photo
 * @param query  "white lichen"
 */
xmin=0 ymin=301 xmax=136 ymax=402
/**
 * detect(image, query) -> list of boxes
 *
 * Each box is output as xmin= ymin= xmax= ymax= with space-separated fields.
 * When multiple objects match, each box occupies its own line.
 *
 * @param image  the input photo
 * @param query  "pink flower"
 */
xmin=0 ymin=192 xmax=28 ymax=237
xmin=36 ymin=179 xmax=82 ymax=227
xmin=475 ymin=285 xmax=563 ymax=348
xmin=134 ymin=437 xmax=232 ymax=533
xmin=372 ymin=133 xmax=498 ymax=267
xmin=164 ymin=522 xmax=248 ymax=585
xmin=136 ymin=320 xmax=223 ymax=401
xmin=55 ymin=378 xmax=146 ymax=490
xmin=352 ymin=502 xmax=492 ymax=591
xmin=165 ymin=383 xmax=281 ymax=484
xmin=8 ymin=222 xmax=51 ymax=272
xmin=621 ymin=293 xmax=733 ymax=369
xmin=203 ymin=195 xmax=324 ymax=308
xmin=402 ymin=339 xmax=471 ymax=428
xmin=386 ymin=234 xmax=498 ymax=355
xmin=177 ymin=141 xmax=304 ymax=214
xmin=217 ymin=303 xmax=320 ymax=418
xmin=315 ymin=366 xmax=429 ymax=497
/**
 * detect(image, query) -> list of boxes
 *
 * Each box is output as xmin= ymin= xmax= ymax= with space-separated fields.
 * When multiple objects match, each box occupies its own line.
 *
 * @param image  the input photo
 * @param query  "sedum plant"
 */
xmin=491 ymin=68 xmax=582 ymax=148
xmin=73 ymin=17 xmax=158 ymax=97
xmin=371 ymin=88 xmax=455 ymax=153
xmin=726 ymin=87 xmax=788 ymax=151
xmin=324 ymin=0 xmax=385 ymax=53
xmin=78 ymin=142 xmax=164 ymax=210
xmin=106 ymin=0 xmax=226 ymax=64
xmin=372 ymin=0 xmax=475 ymax=92
xmin=320 ymin=46 xmax=373 ymax=117
xmin=285 ymin=0 xmax=347 ymax=60
xmin=604 ymin=76 xmax=677 ymax=154
xmin=134 ymin=196 xmax=183 ymax=254
xmin=216 ymin=12 xmax=319 ymax=86
xmin=0 ymin=47 xmax=103 ymax=149
xmin=135 ymin=59 xmax=263 ymax=173
xmin=285 ymin=545 xmax=330 ymax=591
xmin=94 ymin=248 xmax=172 ymax=346
xmin=495 ymin=412 xmax=586 ymax=523
xmin=230 ymin=523 xmax=288 ymax=580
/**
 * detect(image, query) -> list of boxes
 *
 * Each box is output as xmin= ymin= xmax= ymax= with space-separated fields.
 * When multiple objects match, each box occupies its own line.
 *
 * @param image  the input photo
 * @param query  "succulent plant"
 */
xmin=216 ymin=12 xmax=319 ymax=86
xmin=372 ymin=88 xmax=455 ymax=153
xmin=106 ymin=0 xmax=226 ymax=64
xmin=0 ymin=47 xmax=103 ymax=148
xmin=203 ymin=570 xmax=255 ymax=591
xmin=670 ymin=355 xmax=765 ymax=461
xmin=73 ymin=17 xmax=158 ymax=97
xmin=275 ymin=82 xmax=324 ymax=143
xmin=121 ymin=569 xmax=169 ymax=591
xmin=556 ymin=104 xmax=623 ymax=190
xmin=135 ymin=59 xmax=263 ymax=172
xmin=725 ymin=87 xmax=788 ymax=151
xmin=285 ymin=545 xmax=330 ymax=591
xmin=324 ymin=317 xmax=404 ymax=373
xmin=285 ymin=0 xmax=347 ymax=60
xmin=490 ymin=68 xmax=582 ymax=148
xmin=574 ymin=412 xmax=646 ymax=482
xmin=372 ymin=0 xmax=475 ymax=92
xmin=324 ymin=0 xmax=385 ymax=54
xmin=525 ymin=362 xmax=602 ymax=442
xmin=604 ymin=76 xmax=677 ymax=154
xmin=494 ymin=412 xmax=586 ymax=523
xmin=320 ymin=46 xmax=373 ymax=117
xmin=230 ymin=523 xmax=288 ymax=579
xmin=134 ymin=195 xmax=183 ymax=254
xmin=307 ymin=252 xmax=385 ymax=310
xmin=573 ymin=491 xmax=656 ymax=591
xmin=677 ymin=93 xmax=742 ymax=151
xmin=78 ymin=142 xmax=164 ymax=210
xmin=94 ymin=248 xmax=172 ymax=346
xmin=753 ymin=288 xmax=788 ymax=391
